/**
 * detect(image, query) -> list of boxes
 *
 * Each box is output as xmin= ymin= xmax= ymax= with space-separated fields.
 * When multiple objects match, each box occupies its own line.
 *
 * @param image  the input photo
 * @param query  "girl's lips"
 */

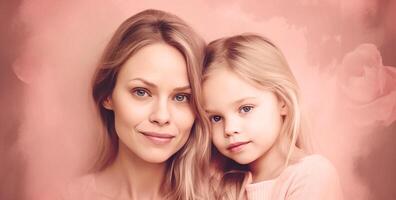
xmin=227 ymin=141 xmax=251 ymax=152
xmin=140 ymin=131 xmax=175 ymax=145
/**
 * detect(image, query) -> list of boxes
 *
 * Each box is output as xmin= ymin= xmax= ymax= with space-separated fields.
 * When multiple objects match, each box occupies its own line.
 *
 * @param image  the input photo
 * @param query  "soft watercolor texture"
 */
xmin=1 ymin=0 xmax=395 ymax=200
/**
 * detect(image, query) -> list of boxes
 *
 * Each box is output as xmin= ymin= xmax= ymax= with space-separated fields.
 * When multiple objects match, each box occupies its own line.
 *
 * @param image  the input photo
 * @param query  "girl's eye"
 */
xmin=210 ymin=115 xmax=222 ymax=123
xmin=174 ymin=94 xmax=190 ymax=102
xmin=240 ymin=105 xmax=254 ymax=113
xmin=132 ymin=88 xmax=150 ymax=97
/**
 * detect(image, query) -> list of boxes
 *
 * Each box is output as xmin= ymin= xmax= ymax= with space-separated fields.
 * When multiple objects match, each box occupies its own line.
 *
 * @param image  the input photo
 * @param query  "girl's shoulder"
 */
xmin=282 ymin=154 xmax=343 ymax=200
xmin=294 ymin=154 xmax=338 ymax=175
xmin=283 ymin=154 xmax=339 ymax=183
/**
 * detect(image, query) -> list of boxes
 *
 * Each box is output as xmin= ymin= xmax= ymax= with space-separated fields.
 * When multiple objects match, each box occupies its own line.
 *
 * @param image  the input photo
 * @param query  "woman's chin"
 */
xmin=134 ymin=150 xmax=176 ymax=164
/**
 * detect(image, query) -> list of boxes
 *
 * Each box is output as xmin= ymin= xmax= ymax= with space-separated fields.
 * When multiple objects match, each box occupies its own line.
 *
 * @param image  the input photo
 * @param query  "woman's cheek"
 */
xmin=120 ymin=101 xmax=151 ymax=123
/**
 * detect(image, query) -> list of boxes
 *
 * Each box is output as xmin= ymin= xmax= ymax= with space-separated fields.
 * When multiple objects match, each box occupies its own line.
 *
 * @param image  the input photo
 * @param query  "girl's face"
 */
xmin=203 ymin=66 xmax=287 ymax=165
xmin=104 ymin=43 xmax=194 ymax=163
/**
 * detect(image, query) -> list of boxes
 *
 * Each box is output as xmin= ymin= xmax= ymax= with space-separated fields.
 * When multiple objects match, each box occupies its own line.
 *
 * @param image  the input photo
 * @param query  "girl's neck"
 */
xmin=95 ymin=142 xmax=167 ymax=200
xmin=248 ymin=138 xmax=305 ymax=183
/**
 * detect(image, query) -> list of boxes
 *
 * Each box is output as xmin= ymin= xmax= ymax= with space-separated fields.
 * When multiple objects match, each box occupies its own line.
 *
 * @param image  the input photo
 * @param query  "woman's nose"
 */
xmin=149 ymin=98 xmax=171 ymax=126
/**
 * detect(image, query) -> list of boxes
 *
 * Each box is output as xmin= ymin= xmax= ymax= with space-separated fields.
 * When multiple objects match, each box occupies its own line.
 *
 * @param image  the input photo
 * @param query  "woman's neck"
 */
xmin=95 ymin=142 xmax=167 ymax=200
xmin=248 ymin=138 xmax=305 ymax=183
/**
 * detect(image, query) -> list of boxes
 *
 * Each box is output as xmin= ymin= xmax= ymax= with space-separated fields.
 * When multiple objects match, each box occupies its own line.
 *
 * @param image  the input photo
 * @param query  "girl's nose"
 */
xmin=224 ymin=117 xmax=240 ymax=137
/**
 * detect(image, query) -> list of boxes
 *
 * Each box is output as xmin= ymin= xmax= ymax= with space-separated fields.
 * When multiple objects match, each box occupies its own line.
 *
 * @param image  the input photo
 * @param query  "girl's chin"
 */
xmin=228 ymin=156 xmax=255 ymax=165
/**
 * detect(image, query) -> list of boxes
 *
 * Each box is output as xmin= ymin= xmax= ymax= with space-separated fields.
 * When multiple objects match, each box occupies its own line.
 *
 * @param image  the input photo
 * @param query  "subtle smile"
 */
xmin=227 ymin=141 xmax=251 ymax=153
xmin=140 ymin=131 xmax=175 ymax=145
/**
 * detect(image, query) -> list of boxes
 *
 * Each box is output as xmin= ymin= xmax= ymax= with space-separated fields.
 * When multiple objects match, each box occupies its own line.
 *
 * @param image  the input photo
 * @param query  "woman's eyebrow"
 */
xmin=128 ymin=78 xmax=190 ymax=92
xmin=174 ymin=85 xmax=191 ymax=92
xmin=128 ymin=78 xmax=156 ymax=88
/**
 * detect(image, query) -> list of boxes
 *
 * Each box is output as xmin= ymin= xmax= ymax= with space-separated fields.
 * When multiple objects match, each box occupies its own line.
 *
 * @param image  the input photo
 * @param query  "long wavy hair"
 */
xmin=91 ymin=9 xmax=210 ymax=200
xmin=203 ymin=34 xmax=312 ymax=200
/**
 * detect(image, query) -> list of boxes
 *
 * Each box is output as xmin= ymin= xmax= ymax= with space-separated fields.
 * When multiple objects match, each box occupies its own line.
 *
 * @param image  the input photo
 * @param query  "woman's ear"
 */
xmin=102 ymin=96 xmax=113 ymax=110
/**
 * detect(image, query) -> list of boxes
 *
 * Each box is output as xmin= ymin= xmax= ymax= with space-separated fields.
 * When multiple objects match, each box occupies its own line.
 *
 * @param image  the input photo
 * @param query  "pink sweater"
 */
xmin=245 ymin=154 xmax=343 ymax=200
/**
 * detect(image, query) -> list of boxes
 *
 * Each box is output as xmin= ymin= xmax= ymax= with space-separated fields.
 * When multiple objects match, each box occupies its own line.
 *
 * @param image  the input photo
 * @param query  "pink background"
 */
xmin=1 ymin=0 xmax=395 ymax=199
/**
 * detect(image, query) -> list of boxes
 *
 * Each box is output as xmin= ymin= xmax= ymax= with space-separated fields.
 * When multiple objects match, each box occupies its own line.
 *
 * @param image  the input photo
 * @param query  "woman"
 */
xmin=62 ymin=9 xmax=210 ymax=200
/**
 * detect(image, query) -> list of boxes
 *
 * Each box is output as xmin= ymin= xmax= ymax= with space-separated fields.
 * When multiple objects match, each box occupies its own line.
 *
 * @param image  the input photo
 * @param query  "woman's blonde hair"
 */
xmin=91 ymin=9 xmax=210 ymax=200
xmin=204 ymin=34 xmax=311 ymax=199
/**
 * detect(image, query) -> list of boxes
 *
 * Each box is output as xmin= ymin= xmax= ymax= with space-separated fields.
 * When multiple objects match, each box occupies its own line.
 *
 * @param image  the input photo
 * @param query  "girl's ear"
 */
xmin=279 ymin=98 xmax=288 ymax=116
xmin=102 ymin=96 xmax=113 ymax=110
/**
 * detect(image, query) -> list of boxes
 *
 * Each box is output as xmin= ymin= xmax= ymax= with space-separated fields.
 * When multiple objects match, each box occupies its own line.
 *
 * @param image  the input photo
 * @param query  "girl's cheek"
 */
xmin=212 ymin=129 xmax=224 ymax=145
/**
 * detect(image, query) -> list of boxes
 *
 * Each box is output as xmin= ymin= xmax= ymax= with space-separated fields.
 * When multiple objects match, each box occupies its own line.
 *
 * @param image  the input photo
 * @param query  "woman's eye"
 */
xmin=132 ymin=88 xmax=150 ymax=97
xmin=240 ymin=105 xmax=253 ymax=113
xmin=210 ymin=115 xmax=222 ymax=123
xmin=174 ymin=94 xmax=190 ymax=102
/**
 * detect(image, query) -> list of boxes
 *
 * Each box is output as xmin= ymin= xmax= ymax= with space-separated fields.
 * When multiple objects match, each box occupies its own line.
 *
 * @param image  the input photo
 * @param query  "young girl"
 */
xmin=62 ymin=9 xmax=210 ymax=200
xmin=203 ymin=34 xmax=343 ymax=200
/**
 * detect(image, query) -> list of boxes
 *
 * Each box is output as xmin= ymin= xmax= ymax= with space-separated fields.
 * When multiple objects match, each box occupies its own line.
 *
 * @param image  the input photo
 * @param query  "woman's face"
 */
xmin=203 ymin=66 xmax=287 ymax=165
xmin=104 ymin=43 xmax=194 ymax=163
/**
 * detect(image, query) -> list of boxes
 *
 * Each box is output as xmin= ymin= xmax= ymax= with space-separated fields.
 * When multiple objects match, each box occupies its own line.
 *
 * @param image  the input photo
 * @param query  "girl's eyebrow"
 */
xmin=205 ymin=110 xmax=215 ymax=114
xmin=232 ymin=96 xmax=258 ymax=107
xmin=205 ymin=97 xmax=258 ymax=113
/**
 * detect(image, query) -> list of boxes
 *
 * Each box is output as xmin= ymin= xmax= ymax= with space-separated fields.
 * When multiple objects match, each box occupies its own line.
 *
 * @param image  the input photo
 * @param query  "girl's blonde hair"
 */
xmin=91 ymin=9 xmax=210 ymax=200
xmin=204 ymin=34 xmax=311 ymax=199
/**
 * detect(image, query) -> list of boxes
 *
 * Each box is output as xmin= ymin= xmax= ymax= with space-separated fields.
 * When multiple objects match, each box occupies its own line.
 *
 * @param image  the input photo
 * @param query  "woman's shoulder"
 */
xmin=60 ymin=173 xmax=101 ymax=200
xmin=70 ymin=174 xmax=96 ymax=189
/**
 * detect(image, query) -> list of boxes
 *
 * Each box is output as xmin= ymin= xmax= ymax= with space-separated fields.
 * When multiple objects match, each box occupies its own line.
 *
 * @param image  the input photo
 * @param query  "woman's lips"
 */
xmin=227 ymin=141 xmax=251 ymax=153
xmin=140 ymin=131 xmax=175 ymax=145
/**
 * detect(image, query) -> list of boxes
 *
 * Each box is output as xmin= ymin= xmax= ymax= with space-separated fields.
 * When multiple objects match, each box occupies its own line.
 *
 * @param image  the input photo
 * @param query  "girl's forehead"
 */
xmin=203 ymin=67 xmax=276 ymax=107
xmin=203 ymin=66 xmax=262 ymax=92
